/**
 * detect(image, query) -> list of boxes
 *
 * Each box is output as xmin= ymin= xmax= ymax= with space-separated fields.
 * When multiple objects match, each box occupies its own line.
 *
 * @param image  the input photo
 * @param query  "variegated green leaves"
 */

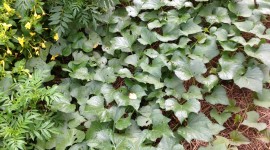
xmin=41 ymin=0 xmax=270 ymax=149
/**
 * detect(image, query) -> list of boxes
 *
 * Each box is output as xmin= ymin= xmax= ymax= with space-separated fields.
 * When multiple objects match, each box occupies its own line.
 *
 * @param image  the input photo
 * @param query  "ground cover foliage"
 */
xmin=0 ymin=0 xmax=270 ymax=149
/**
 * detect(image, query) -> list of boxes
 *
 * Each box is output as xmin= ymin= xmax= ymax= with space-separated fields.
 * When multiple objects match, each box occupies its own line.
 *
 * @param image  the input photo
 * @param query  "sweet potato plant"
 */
xmin=1 ymin=0 xmax=270 ymax=149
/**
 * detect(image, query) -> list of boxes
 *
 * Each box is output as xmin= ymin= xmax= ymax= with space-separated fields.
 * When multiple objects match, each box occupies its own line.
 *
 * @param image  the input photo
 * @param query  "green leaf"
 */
xmin=242 ymin=111 xmax=267 ymax=131
xmin=126 ymin=6 xmax=140 ymax=17
xmin=210 ymin=109 xmax=231 ymax=125
xmin=110 ymin=37 xmax=132 ymax=52
xmin=114 ymin=89 xmax=141 ymax=110
xmin=136 ymin=105 xmax=153 ymax=127
xmin=229 ymin=130 xmax=250 ymax=146
xmin=94 ymin=67 xmax=117 ymax=83
xmin=139 ymin=11 xmax=159 ymax=21
xmin=215 ymin=7 xmax=231 ymax=24
xmin=156 ymin=23 xmax=181 ymax=42
xmin=0 ymin=77 xmax=13 ymax=92
xmin=164 ymin=75 xmax=185 ymax=99
xmin=131 ymin=84 xmax=147 ymax=98
xmin=26 ymin=57 xmax=55 ymax=81
xmin=66 ymin=112 xmax=86 ymax=128
xmin=228 ymin=1 xmax=252 ymax=17
xmin=69 ymin=143 xmax=88 ymax=150
xmin=141 ymin=0 xmax=165 ymax=10
xmin=109 ymin=14 xmax=131 ymax=33
xmin=114 ymin=121 xmax=147 ymax=149
xmin=71 ymin=51 xmax=90 ymax=64
xmin=115 ymin=114 xmax=132 ymax=130
xmin=118 ymin=68 xmax=133 ymax=78
xmin=233 ymin=20 xmax=254 ymax=32
xmin=134 ymin=73 xmax=164 ymax=89
xmin=52 ymin=97 xmax=76 ymax=113
xmin=257 ymin=0 xmax=270 ymax=14
xmin=205 ymin=86 xmax=230 ymax=105
xmin=220 ymin=41 xmax=238 ymax=51
xmin=178 ymin=113 xmax=224 ymax=142
xmin=49 ymin=128 xmax=86 ymax=150
xmin=157 ymin=136 xmax=184 ymax=150
xmin=200 ymin=6 xmax=231 ymax=24
xmin=82 ymin=31 xmax=101 ymax=52
xmin=138 ymin=28 xmax=158 ymax=45
xmin=136 ymin=115 xmax=152 ymax=127
xmin=258 ymin=129 xmax=270 ymax=143
xmin=199 ymin=136 xmax=229 ymax=150
xmin=126 ymin=0 xmax=143 ymax=17
xmin=166 ymin=0 xmax=187 ymax=9
xmin=218 ymin=53 xmax=245 ymax=80
xmin=87 ymin=129 xmax=113 ymax=149
xmin=70 ymin=86 xmax=90 ymax=105
xmin=165 ymin=98 xmax=201 ymax=123
xmin=231 ymin=36 xmax=260 ymax=47
xmin=145 ymin=49 xmax=159 ymax=58
xmin=234 ymin=67 xmax=263 ymax=93
xmin=146 ymin=110 xmax=173 ymax=141
xmin=196 ymin=75 xmax=219 ymax=91
xmin=69 ymin=67 xmax=90 ymax=80
xmin=167 ymin=10 xmax=190 ymax=24
xmin=140 ymin=57 xmax=164 ymax=78
xmin=224 ymin=99 xmax=241 ymax=113
xmin=252 ymin=44 xmax=270 ymax=68
xmin=124 ymin=54 xmax=139 ymax=67
xmin=180 ymin=19 xmax=202 ymax=36
xmin=254 ymin=88 xmax=270 ymax=108
xmin=174 ymin=59 xmax=207 ymax=81
xmin=148 ymin=20 xmax=164 ymax=30
xmin=86 ymin=96 xmax=104 ymax=110
xmin=191 ymin=36 xmax=219 ymax=63
xmin=214 ymin=28 xmax=228 ymax=41
xmin=100 ymin=84 xmax=116 ymax=104
xmin=178 ymin=37 xmax=191 ymax=48
xmin=182 ymin=85 xmax=203 ymax=100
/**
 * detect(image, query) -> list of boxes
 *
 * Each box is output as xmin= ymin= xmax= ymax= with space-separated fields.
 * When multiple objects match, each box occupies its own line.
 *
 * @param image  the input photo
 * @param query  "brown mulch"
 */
xmin=113 ymin=77 xmax=125 ymax=89
xmin=223 ymin=83 xmax=270 ymax=150
xmin=182 ymin=82 xmax=270 ymax=150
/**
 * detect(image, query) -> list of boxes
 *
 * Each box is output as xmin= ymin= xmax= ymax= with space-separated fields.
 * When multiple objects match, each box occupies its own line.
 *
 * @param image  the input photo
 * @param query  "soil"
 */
xmin=181 ymin=82 xmax=270 ymax=150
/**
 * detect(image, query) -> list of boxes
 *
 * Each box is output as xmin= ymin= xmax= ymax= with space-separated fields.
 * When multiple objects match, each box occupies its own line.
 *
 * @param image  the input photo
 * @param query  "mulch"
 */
xmin=182 ymin=82 xmax=270 ymax=150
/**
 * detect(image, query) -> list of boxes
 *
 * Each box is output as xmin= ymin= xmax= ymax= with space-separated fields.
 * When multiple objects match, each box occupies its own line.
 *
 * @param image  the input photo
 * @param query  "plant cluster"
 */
xmin=0 ymin=59 xmax=62 ymax=149
xmin=1 ymin=0 xmax=270 ymax=149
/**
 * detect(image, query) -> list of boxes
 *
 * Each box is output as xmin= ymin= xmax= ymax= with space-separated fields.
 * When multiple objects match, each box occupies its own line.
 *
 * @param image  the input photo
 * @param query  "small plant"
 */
xmin=0 ymin=60 xmax=61 ymax=150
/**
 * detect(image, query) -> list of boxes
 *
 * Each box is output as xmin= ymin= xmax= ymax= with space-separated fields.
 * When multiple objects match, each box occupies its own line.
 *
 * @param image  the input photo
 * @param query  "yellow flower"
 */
xmin=53 ymin=33 xmax=59 ymax=41
xmin=30 ymin=32 xmax=36 ymax=36
xmin=1 ymin=23 xmax=12 ymax=30
xmin=33 ymin=47 xmax=40 ymax=56
xmin=18 ymin=37 xmax=25 ymax=47
xmin=6 ymin=48 xmax=12 ymax=55
xmin=93 ymin=43 xmax=99 ymax=48
xmin=34 ymin=13 xmax=42 ymax=19
xmin=41 ymin=42 xmax=46 ymax=48
xmin=51 ymin=54 xmax=59 ymax=60
xmin=25 ymin=22 xmax=31 ymax=29
xmin=3 ymin=3 xmax=12 ymax=12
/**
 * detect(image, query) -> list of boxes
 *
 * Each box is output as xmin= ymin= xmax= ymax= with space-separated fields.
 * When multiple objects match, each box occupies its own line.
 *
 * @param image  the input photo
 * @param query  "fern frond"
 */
xmin=14 ymin=0 xmax=35 ymax=16
xmin=77 ymin=7 xmax=92 ymax=26
xmin=49 ymin=6 xmax=73 ymax=36
xmin=92 ymin=0 xmax=120 ymax=10
xmin=69 ymin=0 xmax=84 ymax=16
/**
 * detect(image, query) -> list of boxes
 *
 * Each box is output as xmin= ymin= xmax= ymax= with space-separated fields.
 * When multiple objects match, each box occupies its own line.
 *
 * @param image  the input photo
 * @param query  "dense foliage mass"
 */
xmin=0 ymin=0 xmax=270 ymax=149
